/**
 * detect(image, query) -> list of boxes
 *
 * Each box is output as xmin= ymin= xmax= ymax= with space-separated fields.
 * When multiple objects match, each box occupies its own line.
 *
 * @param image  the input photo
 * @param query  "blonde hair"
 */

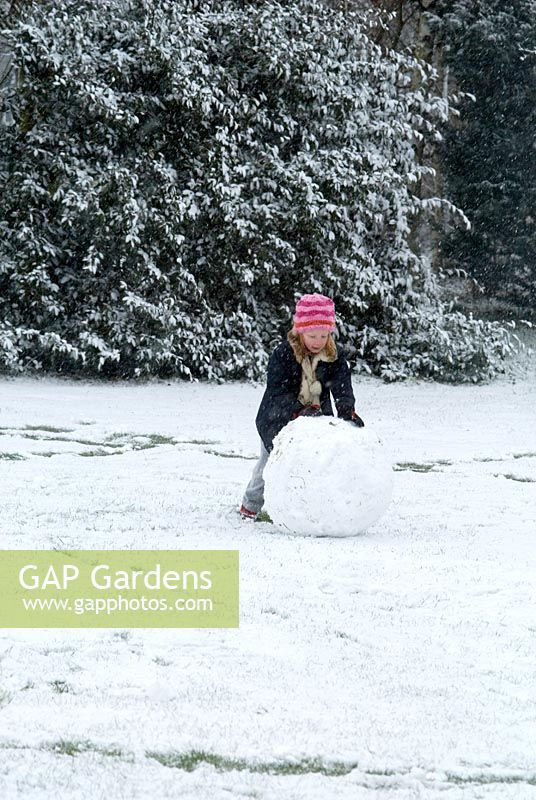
xmin=287 ymin=329 xmax=337 ymax=363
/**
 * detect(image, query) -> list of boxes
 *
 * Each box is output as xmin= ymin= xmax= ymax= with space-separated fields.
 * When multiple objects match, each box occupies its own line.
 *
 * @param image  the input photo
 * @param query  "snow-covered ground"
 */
xmin=0 ymin=346 xmax=535 ymax=799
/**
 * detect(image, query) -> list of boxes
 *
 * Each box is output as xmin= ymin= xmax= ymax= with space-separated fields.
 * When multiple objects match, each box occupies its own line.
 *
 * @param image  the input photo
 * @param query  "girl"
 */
xmin=240 ymin=293 xmax=364 ymax=520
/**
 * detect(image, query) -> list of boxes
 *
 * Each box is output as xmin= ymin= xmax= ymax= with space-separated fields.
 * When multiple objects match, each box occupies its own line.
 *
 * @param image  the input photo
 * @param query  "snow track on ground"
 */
xmin=0 ymin=368 xmax=535 ymax=799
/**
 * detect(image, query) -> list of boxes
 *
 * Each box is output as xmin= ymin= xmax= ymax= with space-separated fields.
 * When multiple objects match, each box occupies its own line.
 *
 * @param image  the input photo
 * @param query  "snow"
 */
xmin=264 ymin=417 xmax=393 ymax=536
xmin=3 ymin=1 xmax=512 ymax=385
xmin=0 ymin=358 xmax=535 ymax=799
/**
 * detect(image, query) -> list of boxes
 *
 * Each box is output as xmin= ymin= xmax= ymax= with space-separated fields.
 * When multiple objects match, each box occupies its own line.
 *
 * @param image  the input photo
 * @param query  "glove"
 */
xmin=293 ymin=404 xmax=323 ymax=419
xmin=349 ymin=410 xmax=365 ymax=428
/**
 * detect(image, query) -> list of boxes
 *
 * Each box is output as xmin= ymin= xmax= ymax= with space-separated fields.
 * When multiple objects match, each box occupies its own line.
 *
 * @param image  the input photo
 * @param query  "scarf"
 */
xmin=298 ymin=350 xmax=332 ymax=406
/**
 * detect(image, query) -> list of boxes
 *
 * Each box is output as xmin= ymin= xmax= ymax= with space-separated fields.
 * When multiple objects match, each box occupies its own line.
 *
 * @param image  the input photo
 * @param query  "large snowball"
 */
xmin=264 ymin=416 xmax=393 ymax=537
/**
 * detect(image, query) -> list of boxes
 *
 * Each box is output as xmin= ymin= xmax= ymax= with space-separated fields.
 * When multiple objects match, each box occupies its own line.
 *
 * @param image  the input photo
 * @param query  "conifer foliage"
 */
xmin=0 ymin=0 xmax=511 ymax=379
xmin=432 ymin=0 xmax=536 ymax=309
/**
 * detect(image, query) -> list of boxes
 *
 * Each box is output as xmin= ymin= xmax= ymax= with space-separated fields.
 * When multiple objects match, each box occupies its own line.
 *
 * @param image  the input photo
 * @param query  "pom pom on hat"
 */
xmin=293 ymin=294 xmax=336 ymax=333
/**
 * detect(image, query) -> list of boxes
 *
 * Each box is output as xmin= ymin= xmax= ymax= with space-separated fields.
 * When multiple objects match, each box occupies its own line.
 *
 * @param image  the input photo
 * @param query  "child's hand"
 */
xmin=349 ymin=411 xmax=365 ymax=428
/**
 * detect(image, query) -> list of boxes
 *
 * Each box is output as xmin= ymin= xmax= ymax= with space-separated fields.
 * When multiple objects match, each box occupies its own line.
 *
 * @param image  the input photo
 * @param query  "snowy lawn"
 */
xmin=0 ymin=354 xmax=535 ymax=799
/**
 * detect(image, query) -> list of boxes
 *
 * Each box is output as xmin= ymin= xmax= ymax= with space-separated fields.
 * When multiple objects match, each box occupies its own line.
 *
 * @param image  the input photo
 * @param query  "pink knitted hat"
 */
xmin=292 ymin=294 xmax=336 ymax=333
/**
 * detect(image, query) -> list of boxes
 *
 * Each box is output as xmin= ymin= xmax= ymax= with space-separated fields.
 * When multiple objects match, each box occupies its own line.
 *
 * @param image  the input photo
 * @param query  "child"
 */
xmin=240 ymin=293 xmax=364 ymax=520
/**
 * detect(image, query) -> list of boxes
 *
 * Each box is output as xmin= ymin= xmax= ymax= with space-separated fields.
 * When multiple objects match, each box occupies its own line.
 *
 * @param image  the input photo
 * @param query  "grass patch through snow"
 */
xmin=146 ymin=749 xmax=536 ymax=787
xmin=256 ymin=510 xmax=273 ymax=524
xmin=147 ymin=750 xmax=357 ymax=776
xmin=47 ymin=739 xmax=125 ymax=759
xmin=499 ymin=473 xmax=535 ymax=483
xmin=49 ymin=680 xmax=71 ymax=694
xmin=24 ymin=425 xmax=74 ymax=433
xmin=0 ymin=427 xmax=180 ymax=459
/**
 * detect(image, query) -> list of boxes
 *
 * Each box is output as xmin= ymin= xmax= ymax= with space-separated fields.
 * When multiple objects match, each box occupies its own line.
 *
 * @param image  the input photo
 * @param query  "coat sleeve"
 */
xmin=256 ymin=345 xmax=303 ymax=452
xmin=326 ymin=348 xmax=356 ymax=420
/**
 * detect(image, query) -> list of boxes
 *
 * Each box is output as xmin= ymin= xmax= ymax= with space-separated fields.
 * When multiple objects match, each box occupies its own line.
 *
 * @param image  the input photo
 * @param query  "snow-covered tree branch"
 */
xmin=0 ymin=0 xmax=513 ymax=380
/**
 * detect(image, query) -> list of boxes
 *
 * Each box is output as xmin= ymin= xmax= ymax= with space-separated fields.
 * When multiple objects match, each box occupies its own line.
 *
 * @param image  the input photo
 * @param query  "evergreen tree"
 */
xmin=0 ymin=0 xmax=512 ymax=380
xmin=431 ymin=0 xmax=536 ymax=310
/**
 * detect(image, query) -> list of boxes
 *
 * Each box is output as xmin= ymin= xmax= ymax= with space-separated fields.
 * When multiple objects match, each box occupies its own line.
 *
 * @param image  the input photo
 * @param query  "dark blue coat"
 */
xmin=256 ymin=340 xmax=356 ymax=452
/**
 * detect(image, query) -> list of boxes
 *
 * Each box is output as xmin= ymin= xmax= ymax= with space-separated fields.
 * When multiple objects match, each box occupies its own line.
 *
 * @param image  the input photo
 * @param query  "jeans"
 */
xmin=241 ymin=441 xmax=270 ymax=513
